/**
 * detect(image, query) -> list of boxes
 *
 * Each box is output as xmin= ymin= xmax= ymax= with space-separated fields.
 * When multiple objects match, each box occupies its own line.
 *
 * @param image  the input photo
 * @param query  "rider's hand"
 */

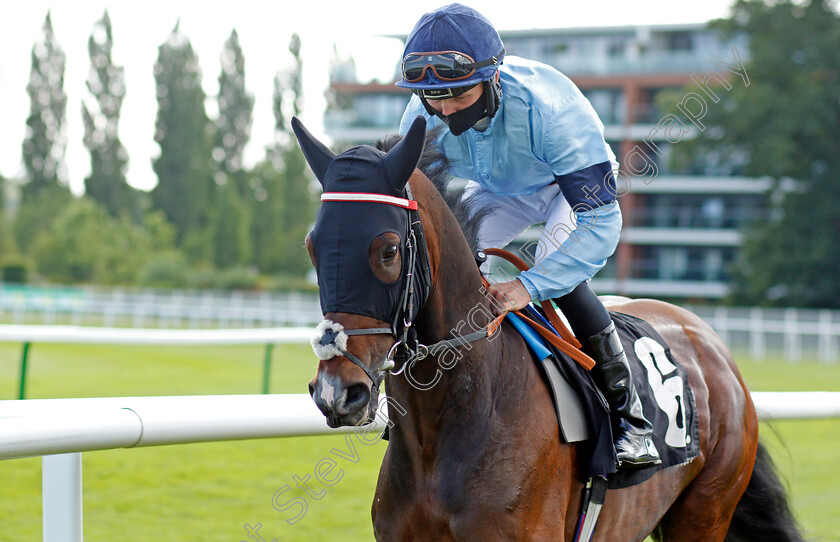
xmin=486 ymin=279 xmax=531 ymax=316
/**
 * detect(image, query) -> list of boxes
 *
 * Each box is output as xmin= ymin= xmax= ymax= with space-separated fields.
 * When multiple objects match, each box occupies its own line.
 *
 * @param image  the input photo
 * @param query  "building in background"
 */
xmin=323 ymin=23 xmax=767 ymax=302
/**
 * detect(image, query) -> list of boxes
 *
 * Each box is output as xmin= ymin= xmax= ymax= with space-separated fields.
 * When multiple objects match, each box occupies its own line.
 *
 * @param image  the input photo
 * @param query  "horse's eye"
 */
xmin=369 ymin=232 xmax=402 ymax=284
xmin=383 ymin=245 xmax=399 ymax=262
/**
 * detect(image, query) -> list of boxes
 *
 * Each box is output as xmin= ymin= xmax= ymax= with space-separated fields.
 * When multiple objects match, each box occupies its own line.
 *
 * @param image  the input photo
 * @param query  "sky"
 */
xmin=0 ymin=0 xmax=738 ymax=194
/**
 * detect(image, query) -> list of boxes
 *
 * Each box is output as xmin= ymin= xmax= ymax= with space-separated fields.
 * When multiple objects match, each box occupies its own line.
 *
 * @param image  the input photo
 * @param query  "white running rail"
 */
xmin=1 ymin=391 xmax=839 ymax=541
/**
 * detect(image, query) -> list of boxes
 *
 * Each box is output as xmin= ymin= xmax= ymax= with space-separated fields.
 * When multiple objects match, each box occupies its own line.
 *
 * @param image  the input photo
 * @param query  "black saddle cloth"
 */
xmin=524 ymin=306 xmax=700 ymax=489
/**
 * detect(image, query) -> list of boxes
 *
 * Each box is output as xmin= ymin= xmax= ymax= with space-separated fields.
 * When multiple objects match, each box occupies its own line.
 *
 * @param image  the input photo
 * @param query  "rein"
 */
xmin=482 ymin=248 xmax=596 ymax=371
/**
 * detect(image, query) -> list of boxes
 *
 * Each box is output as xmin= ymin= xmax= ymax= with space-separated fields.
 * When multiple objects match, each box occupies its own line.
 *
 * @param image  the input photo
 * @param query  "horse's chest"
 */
xmin=373 ymin=469 xmax=532 ymax=541
xmin=373 ymin=497 xmax=513 ymax=541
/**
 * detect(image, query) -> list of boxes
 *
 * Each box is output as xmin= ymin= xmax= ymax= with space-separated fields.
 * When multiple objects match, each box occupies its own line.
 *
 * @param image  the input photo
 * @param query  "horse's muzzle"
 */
xmin=309 ymin=371 xmax=372 ymax=428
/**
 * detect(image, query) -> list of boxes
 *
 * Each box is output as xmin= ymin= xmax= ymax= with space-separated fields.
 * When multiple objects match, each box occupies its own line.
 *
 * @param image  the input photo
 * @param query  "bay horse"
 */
xmin=293 ymin=116 xmax=802 ymax=541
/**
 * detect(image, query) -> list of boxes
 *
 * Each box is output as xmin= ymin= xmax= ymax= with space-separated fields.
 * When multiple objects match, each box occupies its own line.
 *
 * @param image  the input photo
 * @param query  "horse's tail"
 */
xmin=724 ymin=440 xmax=804 ymax=542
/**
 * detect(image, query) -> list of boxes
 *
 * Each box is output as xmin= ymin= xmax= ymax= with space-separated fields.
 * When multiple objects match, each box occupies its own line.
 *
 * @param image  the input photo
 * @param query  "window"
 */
xmin=631 ymin=194 xmax=768 ymax=229
xmin=581 ymin=88 xmax=626 ymax=124
xmin=608 ymin=42 xmax=625 ymax=57
xmin=635 ymin=246 xmax=736 ymax=281
xmin=666 ymin=32 xmax=693 ymax=51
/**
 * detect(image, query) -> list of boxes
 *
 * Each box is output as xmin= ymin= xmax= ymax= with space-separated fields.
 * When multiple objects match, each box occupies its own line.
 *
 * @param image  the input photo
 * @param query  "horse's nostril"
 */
xmin=308 ymin=381 xmax=316 ymax=398
xmin=344 ymin=383 xmax=371 ymax=412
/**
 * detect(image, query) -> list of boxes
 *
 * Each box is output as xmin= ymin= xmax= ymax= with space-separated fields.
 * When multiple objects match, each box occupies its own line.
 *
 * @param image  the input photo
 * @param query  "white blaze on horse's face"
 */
xmin=312 ymin=368 xmax=372 ymax=428
xmin=308 ymin=313 xmax=393 ymax=428
xmin=317 ymin=373 xmax=339 ymax=406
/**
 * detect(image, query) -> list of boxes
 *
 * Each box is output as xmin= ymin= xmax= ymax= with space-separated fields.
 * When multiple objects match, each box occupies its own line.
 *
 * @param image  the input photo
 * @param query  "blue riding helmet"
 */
xmin=397 ymin=3 xmax=505 ymax=130
xmin=396 ymin=3 xmax=505 ymax=92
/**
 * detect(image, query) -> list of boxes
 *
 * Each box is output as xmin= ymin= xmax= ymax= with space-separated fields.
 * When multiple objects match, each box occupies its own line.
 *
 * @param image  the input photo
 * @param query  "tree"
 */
xmin=1 ymin=170 xmax=33 ymax=284
xmin=82 ymin=10 xmax=138 ymax=220
xmin=0 ymin=172 xmax=9 ymax=265
xmin=249 ymin=34 xmax=315 ymax=276
xmin=248 ymin=156 xmax=285 ymax=272
xmin=285 ymin=34 xmax=303 ymax=120
xmin=678 ymin=0 xmax=840 ymax=308
xmin=209 ymin=28 xmax=254 ymax=266
xmin=215 ymin=29 xmax=254 ymax=195
xmin=22 ymin=11 xmax=69 ymax=201
xmin=32 ymin=197 xmax=178 ymax=285
xmin=210 ymin=180 xmax=251 ymax=268
xmin=12 ymin=185 xmax=72 ymax=253
xmin=277 ymin=34 xmax=315 ymax=276
xmin=150 ymin=21 xmax=216 ymax=262
xmin=276 ymin=139 xmax=315 ymax=277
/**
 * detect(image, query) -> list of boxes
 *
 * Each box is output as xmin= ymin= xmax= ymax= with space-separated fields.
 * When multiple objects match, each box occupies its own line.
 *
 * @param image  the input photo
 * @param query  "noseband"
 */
xmin=312 ymin=320 xmax=396 ymax=387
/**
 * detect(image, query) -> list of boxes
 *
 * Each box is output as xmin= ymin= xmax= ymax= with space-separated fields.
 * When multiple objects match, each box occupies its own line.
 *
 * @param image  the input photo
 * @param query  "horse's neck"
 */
xmin=385 ymin=209 xmax=522 ymax=455
xmin=386 ymin=316 xmax=504 ymax=459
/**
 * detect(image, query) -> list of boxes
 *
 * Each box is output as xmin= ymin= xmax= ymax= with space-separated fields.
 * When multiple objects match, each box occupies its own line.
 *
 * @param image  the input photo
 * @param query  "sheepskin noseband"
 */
xmin=311 ymin=320 xmax=349 ymax=360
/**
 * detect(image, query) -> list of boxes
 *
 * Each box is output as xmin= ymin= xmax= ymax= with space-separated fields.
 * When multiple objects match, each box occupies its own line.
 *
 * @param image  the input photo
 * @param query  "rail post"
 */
xmin=262 ymin=343 xmax=275 ymax=394
xmin=43 ymin=453 xmax=84 ymax=542
xmin=18 ymin=342 xmax=31 ymax=400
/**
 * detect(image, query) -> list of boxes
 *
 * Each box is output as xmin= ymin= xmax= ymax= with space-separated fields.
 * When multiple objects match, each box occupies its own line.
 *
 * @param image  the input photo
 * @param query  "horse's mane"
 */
xmin=376 ymin=128 xmax=489 ymax=253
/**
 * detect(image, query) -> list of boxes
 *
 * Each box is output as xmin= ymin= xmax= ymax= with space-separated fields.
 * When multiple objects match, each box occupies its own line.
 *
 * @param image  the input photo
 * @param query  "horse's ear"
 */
xmin=291 ymin=117 xmax=336 ymax=186
xmin=382 ymin=116 xmax=426 ymax=192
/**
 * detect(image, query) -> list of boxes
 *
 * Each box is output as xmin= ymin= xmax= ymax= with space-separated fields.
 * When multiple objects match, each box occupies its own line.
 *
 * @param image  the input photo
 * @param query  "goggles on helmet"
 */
xmin=402 ymin=48 xmax=504 ymax=83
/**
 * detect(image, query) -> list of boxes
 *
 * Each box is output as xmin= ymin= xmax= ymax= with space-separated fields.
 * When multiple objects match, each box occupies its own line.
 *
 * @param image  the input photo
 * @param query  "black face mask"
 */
xmin=291 ymin=116 xmax=432 ymax=329
xmin=425 ymin=94 xmax=487 ymax=136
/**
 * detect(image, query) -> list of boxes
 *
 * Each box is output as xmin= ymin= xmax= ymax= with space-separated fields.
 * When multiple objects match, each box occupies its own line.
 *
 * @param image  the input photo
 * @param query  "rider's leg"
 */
xmin=554 ymin=282 xmax=661 ymax=467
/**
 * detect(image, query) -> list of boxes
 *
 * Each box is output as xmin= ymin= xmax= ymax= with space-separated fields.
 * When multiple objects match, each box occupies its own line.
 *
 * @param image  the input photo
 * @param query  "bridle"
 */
xmin=312 ymin=183 xmax=430 ymax=387
xmin=312 ymin=184 xmax=501 ymax=387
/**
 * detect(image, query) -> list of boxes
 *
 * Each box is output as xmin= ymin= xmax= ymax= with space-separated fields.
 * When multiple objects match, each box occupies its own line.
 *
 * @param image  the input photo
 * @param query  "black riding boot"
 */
xmin=585 ymin=321 xmax=661 ymax=468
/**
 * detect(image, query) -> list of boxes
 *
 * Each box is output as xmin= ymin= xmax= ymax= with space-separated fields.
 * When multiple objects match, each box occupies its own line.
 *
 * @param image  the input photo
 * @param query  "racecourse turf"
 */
xmin=0 ymin=341 xmax=838 ymax=541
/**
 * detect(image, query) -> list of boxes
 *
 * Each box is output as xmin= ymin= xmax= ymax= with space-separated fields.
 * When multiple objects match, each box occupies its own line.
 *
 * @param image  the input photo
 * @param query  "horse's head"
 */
xmin=292 ymin=116 xmax=432 ymax=428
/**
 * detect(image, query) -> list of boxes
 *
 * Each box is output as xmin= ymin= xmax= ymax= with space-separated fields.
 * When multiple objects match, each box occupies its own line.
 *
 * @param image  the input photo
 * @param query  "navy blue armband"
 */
xmin=554 ymin=161 xmax=616 ymax=209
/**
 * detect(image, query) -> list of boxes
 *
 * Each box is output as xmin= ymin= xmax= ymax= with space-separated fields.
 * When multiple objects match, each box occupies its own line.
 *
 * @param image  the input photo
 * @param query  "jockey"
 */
xmin=397 ymin=3 xmax=661 ymax=468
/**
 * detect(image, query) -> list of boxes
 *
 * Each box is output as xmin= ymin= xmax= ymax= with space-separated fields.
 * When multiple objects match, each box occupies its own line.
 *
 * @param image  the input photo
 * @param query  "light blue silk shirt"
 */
xmin=398 ymin=56 xmax=621 ymax=300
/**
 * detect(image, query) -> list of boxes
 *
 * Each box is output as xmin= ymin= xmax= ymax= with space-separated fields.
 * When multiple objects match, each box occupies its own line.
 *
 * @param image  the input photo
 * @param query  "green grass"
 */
xmin=0 ymin=342 xmax=319 ymax=399
xmin=1 ymin=343 xmax=838 ymax=540
xmin=736 ymin=357 xmax=840 ymax=541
